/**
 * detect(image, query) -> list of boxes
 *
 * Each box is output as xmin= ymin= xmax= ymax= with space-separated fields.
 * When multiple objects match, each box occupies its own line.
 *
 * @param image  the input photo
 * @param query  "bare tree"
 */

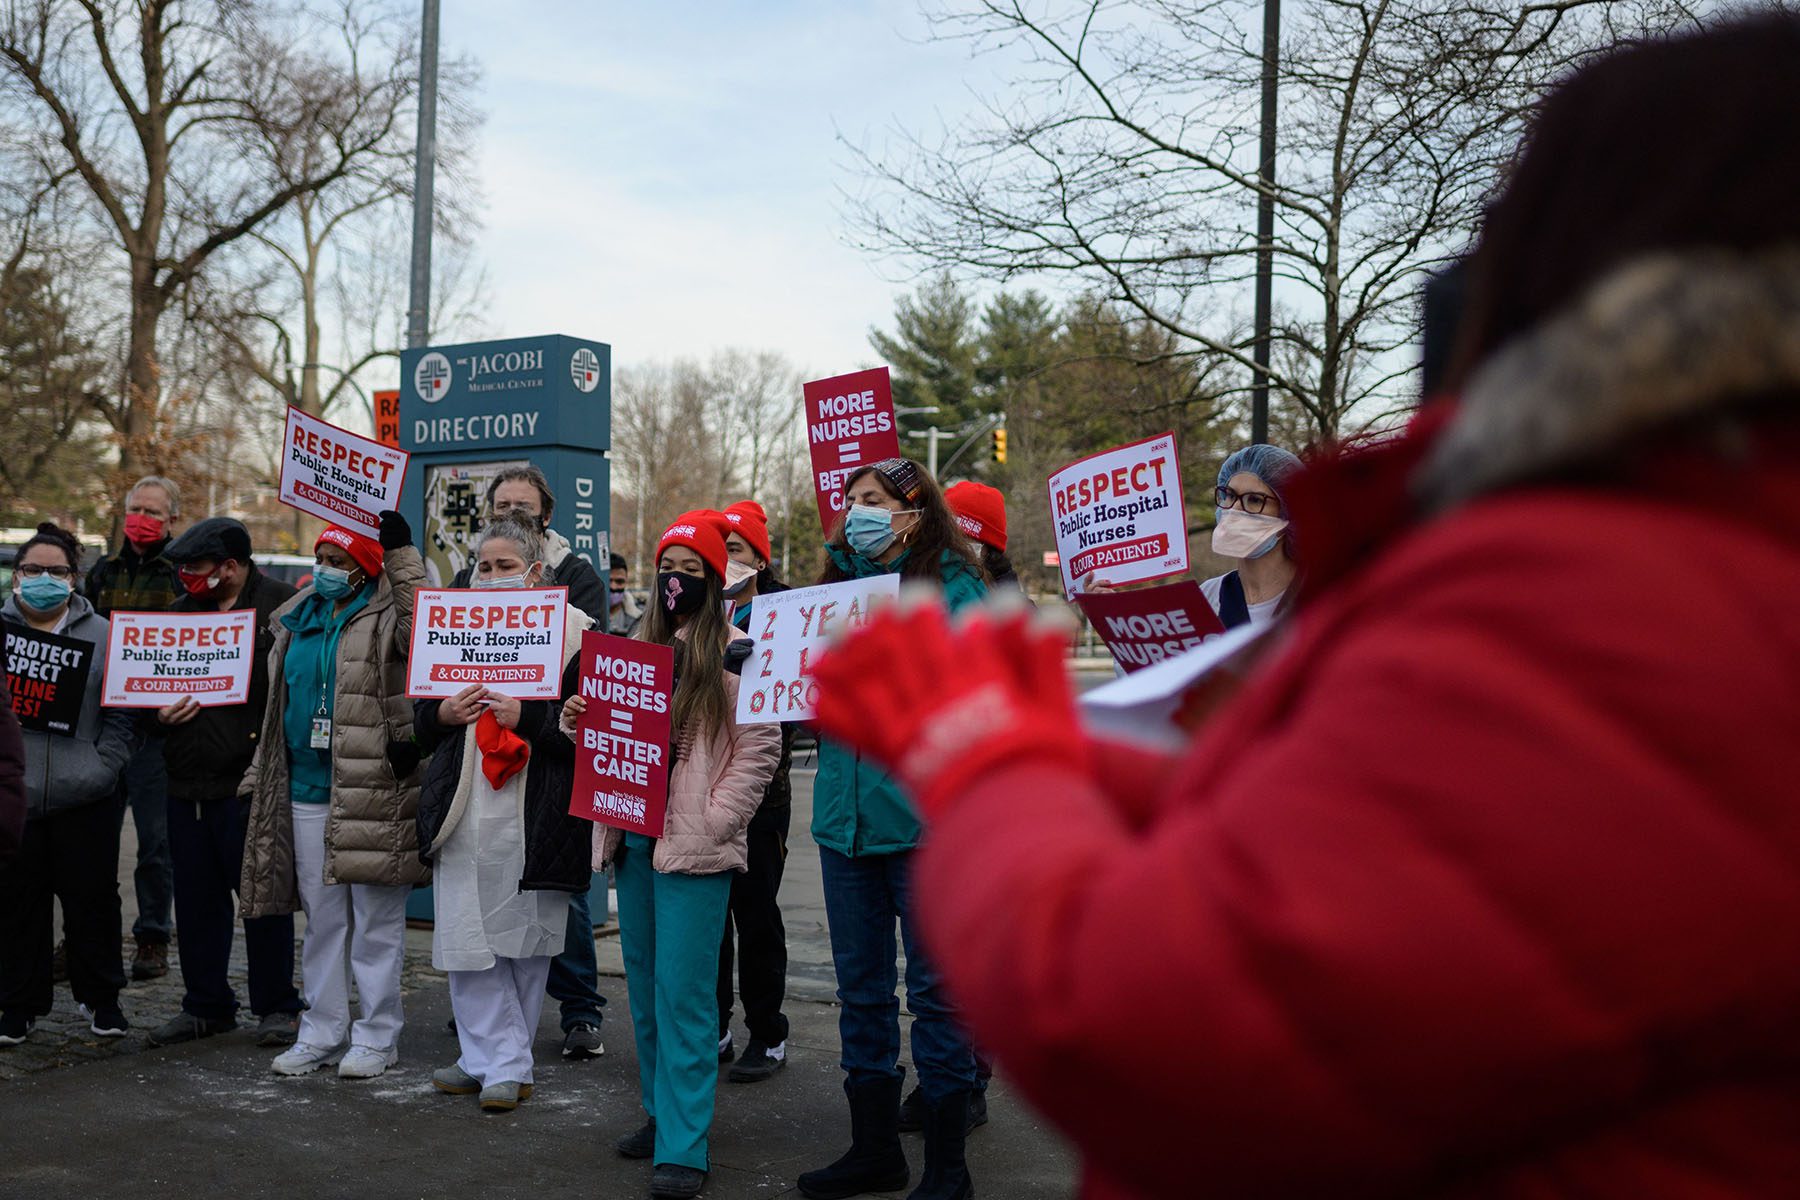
xmin=0 ymin=0 xmax=425 ymax=476
xmin=848 ymin=0 xmax=1705 ymax=440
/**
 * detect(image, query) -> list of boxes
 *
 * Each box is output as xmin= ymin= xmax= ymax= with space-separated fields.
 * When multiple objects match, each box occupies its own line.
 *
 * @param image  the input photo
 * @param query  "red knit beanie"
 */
xmin=944 ymin=481 xmax=1008 ymax=552
xmin=721 ymin=504 xmax=772 ymax=562
xmin=315 ymin=525 xmax=384 ymax=578
xmin=655 ymin=511 xmax=728 ymax=579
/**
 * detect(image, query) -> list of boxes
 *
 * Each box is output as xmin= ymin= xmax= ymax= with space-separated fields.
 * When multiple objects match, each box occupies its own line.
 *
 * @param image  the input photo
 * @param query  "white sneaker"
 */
xmin=272 ymin=1042 xmax=344 ymax=1076
xmin=338 ymin=1044 xmax=399 ymax=1079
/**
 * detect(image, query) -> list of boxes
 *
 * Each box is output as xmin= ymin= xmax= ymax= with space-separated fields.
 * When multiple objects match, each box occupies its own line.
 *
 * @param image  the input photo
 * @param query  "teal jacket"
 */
xmin=812 ymin=547 xmax=988 ymax=857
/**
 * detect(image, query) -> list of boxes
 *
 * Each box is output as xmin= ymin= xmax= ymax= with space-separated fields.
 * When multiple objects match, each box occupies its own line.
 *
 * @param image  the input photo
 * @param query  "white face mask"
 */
xmin=723 ymin=559 xmax=758 ymax=596
xmin=1212 ymin=508 xmax=1288 ymax=559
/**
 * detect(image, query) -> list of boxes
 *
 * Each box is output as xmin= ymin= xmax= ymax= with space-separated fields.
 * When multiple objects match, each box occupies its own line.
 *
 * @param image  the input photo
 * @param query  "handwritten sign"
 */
xmin=804 ymin=367 xmax=902 ymax=534
xmin=568 ymin=631 xmax=674 ymax=836
xmin=101 ymin=610 xmax=257 ymax=708
xmin=3 ymin=622 xmax=94 ymax=733
xmin=1074 ymin=581 xmax=1225 ymax=674
xmin=736 ymin=576 xmax=899 ymax=724
xmin=280 ymin=405 xmax=409 ymax=538
xmin=1047 ymin=432 xmax=1187 ymax=596
xmin=406 ymin=588 xmax=569 ymax=699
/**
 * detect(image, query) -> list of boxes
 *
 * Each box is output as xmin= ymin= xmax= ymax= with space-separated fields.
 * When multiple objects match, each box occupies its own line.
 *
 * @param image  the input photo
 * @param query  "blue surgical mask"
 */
xmin=474 ymin=572 xmax=531 ymax=590
xmin=845 ymin=504 xmax=901 ymax=558
xmin=610 ymin=588 xmax=626 ymax=606
xmin=18 ymin=574 xmax=72 ymax=613
xmin=313 ymin=565 xmax=357 ymax=600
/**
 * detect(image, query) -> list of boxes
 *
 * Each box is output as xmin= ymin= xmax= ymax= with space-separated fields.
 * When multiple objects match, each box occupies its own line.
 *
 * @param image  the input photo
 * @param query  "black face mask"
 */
xmin=657 ymin=571 xmax=707 ymax=616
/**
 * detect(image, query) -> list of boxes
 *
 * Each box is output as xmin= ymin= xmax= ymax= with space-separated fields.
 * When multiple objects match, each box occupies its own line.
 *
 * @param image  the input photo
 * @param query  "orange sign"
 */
xmin=374 ymin=388 xmax=401 ymax=448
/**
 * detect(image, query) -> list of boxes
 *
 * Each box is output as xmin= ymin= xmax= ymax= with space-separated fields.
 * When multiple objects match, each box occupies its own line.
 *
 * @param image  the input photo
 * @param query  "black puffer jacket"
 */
xmin=163 ymin=566 xmax=296 ymax=800
xmin=412 ymin=657 xmax=591 ymax=893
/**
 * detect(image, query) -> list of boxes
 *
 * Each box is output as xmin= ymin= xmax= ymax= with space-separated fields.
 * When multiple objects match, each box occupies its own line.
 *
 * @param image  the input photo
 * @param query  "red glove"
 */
xmin=810 ymin=593 xmax=1089 ymax=820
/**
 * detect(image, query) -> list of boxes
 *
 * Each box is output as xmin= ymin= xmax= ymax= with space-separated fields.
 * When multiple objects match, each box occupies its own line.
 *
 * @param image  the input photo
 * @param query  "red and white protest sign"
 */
xmin=568 ymin=630 xmax=674 ymax=836
xmin=101 ymin=610 xmax=258 ymax=708
xmin=279 ymin=406 xmax=409 ymax=538
xmin=406 ymin=588 xmax=568 ymax=699
xmin=1047 ymin=431 xmax=1187 ymax=596
xmin=1074 ymin=581 xmax=1225 ymax=674
xmin=804 ymin=367 xmax=902 ymax=534
xmin=736 ymin=576 xmax=899 ymax=724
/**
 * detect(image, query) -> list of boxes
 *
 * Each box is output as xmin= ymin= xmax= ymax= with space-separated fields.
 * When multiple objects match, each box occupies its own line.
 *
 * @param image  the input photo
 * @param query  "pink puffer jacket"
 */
xmin=592 ymin=661 xmax=780 ymax=876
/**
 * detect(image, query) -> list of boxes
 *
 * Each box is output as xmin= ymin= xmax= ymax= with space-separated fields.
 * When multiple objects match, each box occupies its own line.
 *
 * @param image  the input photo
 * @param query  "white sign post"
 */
xmin=735 ymin=576 xmax=900 ymax=724
xmin=101 ymin=610 xmax=258 ymax=708
xmin=406 ymin=588 xmax=569 ymax=700
xmin=279 ymin=406 xmax=410 ymax=538
xmin=1046 ymin=431 xmax=1188 ymax=597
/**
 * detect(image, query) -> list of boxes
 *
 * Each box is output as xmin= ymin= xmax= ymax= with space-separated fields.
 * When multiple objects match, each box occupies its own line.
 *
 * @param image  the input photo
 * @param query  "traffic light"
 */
xmin=991 ymin=426 xmax=1008 ymax=464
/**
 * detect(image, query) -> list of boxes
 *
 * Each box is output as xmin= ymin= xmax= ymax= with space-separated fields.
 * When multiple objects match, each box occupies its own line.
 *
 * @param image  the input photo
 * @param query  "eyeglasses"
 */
xmin=1215 ymin=485 xmax=1278 ymax=515
xmin=16 ymin=564 xmax=74 ymax=580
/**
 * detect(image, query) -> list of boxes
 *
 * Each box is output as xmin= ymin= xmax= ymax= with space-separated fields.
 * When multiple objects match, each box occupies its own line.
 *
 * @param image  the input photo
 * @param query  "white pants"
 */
xmin=449 ymin=956 xmax=553 ymax=1087
xmin=292 ymin=802 xmax=411 ymax=1053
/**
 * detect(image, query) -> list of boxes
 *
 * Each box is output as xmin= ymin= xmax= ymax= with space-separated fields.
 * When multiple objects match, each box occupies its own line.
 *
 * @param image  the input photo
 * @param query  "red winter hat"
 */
xmin=944 ymin=481 xmax=1007 ymax=552
xmin=315 ymin=525 xmax=384 ymax=578
xmin=721 ymin=503 xmax=772 ymax=562
xmin=724 ymin=499 xmax=767 ymax=524
xmin=656 ymin=511 xmax=729 ymax=580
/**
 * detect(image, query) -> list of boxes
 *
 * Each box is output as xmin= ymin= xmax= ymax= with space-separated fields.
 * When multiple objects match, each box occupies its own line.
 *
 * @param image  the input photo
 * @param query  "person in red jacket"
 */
xmin=810 ymin=15 xmax=1800 ymax=1199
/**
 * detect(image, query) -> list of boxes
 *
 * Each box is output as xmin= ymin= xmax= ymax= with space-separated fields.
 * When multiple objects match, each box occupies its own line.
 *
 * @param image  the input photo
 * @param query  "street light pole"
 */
xmin=405 ymin=0 xmax=440 ymax=351
xmin=1251 ymin=0 xmax=1280 ymax=446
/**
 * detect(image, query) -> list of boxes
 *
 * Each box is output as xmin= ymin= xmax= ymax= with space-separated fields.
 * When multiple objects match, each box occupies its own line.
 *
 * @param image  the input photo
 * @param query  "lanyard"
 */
xmin=315 ymin=600 xmax=356 ymax=716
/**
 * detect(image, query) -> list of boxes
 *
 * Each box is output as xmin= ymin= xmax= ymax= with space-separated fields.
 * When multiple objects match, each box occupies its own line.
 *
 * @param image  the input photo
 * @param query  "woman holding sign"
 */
xmin=801 ymin=458 xmax=988 ymax=1200
xmin=0 ymin=524 xmax=134 ymax=1045
xmin=414 ymin=517 xmax=595 ymax=1114
xmin=1202 ymin=444 xmax=1302 ymax=630
xmin=568 ymin=511 xmax=779 ymax=1200
xmin=239 ymin=514 xmax=427 ymax=1081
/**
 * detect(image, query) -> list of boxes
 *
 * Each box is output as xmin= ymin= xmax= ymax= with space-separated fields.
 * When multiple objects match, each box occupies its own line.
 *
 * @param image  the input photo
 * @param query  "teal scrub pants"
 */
xmin=616 ymin=833 xmax=734 ymax=1171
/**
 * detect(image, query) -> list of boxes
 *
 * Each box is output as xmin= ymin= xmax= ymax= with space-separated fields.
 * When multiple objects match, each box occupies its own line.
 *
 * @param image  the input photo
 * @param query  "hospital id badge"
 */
xmin=309 ymin=716 xmax=333 ymax=750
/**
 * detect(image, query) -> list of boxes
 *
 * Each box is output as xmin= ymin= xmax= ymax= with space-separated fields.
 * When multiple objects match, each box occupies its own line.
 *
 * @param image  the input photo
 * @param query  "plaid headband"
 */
xmin=866 ymin=457 xmax=924 ymax=504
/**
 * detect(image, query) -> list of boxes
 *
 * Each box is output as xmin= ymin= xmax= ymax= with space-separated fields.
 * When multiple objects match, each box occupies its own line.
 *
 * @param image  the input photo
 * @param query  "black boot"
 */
xmin=907 ymin=1091 xmax=974 ymax=1200
xmin=797 ymin=1075 xmax=911 ymax=1199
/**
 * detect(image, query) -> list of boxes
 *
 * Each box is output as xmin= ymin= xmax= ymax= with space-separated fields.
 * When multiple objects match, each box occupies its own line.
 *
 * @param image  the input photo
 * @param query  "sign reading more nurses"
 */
xmin=803 ymin=367 xmax=902 ymax=534
xmin=4 ymin=623 xmax=93 ymax=733
xmin=406 ymin=588 xmax=569 ymax=699
xmin=280 ymin=406 xmax=409 ymax=538
xmin=102 ymin=611 xmax=258 ymax=708
xmin=736 ymin=576 xmax=900 ymax=724
xmin=1047 ymin=432 xmax=1188 ymax=596
xmin=569 ymin=631 xmax=674 ymax=837
xmin=1074 ymin=581 xmax=1225 ymax=674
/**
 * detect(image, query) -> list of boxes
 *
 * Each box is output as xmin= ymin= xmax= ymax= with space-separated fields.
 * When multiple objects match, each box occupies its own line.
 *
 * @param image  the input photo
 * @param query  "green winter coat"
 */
xmin=812 ymin=547 xmax=987 ymax=857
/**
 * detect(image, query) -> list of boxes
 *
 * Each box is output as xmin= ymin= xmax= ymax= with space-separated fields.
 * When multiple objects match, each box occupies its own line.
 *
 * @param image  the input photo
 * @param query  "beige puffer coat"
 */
xmin=239 ymin=545 xmax=429 ymax=918
xmin=592 ymin=632 xmax=781 ymax=875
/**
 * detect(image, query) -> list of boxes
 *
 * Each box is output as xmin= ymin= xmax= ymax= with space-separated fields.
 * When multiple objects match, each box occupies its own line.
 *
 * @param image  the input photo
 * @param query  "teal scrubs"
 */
xmin=281 ymin=586 xmax=372 ymax=804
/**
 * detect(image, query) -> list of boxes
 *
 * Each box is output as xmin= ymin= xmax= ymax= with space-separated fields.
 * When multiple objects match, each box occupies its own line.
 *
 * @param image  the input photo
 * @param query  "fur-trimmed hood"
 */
xmin=1416 ymin=248 xmax=1800 ymax=510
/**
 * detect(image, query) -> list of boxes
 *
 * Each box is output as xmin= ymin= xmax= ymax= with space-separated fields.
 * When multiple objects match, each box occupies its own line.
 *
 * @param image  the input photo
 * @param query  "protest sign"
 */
xmin=373 ymin=389 xmax=401 ymax=448
xmin=3 ymin=622 xmax=93 ymax=733
xmin=1075 ymin=581 xmax=1226 ymax=674
xmin=407 ymin=588 xmax=569 ymax=699
xmin=279 ymin=405 xmax=409 ymax=538
xmin=101 ymin=610 xmax=257 ymax=708
xmin=568 ymin=631 xmax=674 ymax=836
xmin=736 ymin=575 xmax=899 ymax=724
xmin=1047 ymin=431 xmax=1187 ymax=596
xmin=804 ymin=367 xmax=902 ymax=533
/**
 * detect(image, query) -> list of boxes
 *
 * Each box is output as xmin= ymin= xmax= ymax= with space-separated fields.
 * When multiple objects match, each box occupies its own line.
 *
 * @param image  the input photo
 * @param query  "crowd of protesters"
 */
xmin=3 ymin=15 xmax=1798 ymax=1200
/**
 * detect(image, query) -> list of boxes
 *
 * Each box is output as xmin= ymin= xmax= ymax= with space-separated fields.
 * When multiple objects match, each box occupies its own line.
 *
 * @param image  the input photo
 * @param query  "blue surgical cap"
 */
xmin=1216 ymin=444 xmax=1303 ymax=510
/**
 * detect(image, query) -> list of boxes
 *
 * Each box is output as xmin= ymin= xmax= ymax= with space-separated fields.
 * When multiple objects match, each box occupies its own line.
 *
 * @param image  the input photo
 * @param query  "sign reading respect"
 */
xmin=280 ymin=406 xmax=409 ymax=538
xmin=569 ymin=631 xmax=674 ymax=837
xmin=406 ymin=588 xmax=568 ymax=699
xmin=4 ymin=622 xmax=93 ymax=734
xmin=1047 ymin=432 xmax=1187 ymax=596
xmin=804 ymin=367 xmax=901 ymax=534
xmin=101 ymin=610 xmax=257 ymax=708
xmin=736 ymin=576 xmax=899 ymax=725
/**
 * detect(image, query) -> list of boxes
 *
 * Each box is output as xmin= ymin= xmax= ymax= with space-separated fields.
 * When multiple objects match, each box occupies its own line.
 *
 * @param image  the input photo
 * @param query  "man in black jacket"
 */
xmin=441 ymin=465 xmax=610 ymax=1061
xmin=145 ymin=518 xmax=304 ymax=1049
xmin=717 ymin=502 xmax=795 ymax=1082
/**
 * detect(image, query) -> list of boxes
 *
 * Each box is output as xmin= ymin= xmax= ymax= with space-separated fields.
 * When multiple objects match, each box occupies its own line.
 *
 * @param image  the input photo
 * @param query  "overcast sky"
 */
xmin=439 ymin=0 xmax=1015 ymax=378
